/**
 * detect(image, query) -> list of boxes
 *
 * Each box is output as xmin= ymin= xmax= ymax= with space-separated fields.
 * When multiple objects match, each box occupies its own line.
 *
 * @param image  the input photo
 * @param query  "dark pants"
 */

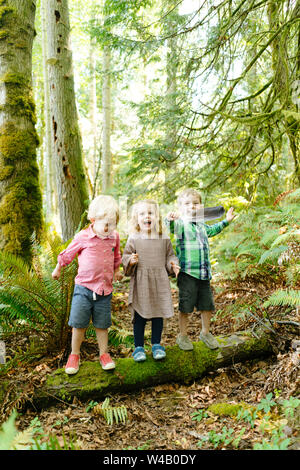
xmin=133 ymin=311 xmax=163 ymax=347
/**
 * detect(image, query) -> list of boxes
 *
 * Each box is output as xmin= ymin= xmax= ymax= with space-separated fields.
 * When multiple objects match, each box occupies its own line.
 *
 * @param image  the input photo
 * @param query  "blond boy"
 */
xmin=52 ymin=195 xmax=123 ymax=373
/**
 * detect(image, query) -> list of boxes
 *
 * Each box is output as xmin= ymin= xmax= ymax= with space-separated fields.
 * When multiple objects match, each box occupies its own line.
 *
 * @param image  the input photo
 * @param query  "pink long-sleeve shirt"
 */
xmin=57 ymin=225 xmax=122 ymax=296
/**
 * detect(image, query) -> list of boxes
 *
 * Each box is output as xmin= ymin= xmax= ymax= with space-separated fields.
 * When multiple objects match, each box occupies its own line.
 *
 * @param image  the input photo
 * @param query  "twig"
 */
xmin=245 ymin=310 xmax=277 ymax=334
xmin=275 ymin=320 xmax=300 ymax=327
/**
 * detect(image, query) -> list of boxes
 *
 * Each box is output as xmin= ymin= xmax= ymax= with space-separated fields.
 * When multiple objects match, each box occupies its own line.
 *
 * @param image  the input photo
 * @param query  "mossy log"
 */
xmin=32 ymin=329 xmax=274 ymax=410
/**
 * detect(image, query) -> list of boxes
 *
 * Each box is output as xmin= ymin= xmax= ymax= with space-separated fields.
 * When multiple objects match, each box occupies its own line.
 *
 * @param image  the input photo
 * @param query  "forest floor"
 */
xmin=1 ymin=275 xmax=300 ymax=451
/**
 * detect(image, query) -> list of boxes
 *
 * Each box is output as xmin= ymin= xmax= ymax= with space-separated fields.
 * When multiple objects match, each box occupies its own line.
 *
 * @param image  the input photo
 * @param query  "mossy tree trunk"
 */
xmin=46 ymin=0 xmax=89 ymax=241
xmin=0 ymin=0 xmax=43 ymax=264
xmin=32 ymin=330 xmax=274 ymax=410
xmin=268 ymin=0 xmax=300 ymax=185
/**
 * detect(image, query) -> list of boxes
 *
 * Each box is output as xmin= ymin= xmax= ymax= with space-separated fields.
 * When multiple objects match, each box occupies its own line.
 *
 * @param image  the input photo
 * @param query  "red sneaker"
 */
xmin=99 ymin=353 xmax=115 ymax=370
xmin=65 ymin=354 xmax=80 ymax=375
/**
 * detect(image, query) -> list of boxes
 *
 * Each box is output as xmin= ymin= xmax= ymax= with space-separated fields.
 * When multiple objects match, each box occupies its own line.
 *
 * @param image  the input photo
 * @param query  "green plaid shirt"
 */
xmin=165 ymin=218 xmax=229 ymax=280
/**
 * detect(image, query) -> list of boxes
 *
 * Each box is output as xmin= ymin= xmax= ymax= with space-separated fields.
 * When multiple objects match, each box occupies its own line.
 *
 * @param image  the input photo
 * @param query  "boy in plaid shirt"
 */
xmin=166 ymin=189 xmax=235 ymax=350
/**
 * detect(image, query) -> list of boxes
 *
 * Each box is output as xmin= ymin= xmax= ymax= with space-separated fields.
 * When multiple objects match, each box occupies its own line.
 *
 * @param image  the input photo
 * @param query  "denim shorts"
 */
xmin=68 ymin=284 xmax=112 ymax=329
xmin=177 ymin=272 xmax=215 ymax=313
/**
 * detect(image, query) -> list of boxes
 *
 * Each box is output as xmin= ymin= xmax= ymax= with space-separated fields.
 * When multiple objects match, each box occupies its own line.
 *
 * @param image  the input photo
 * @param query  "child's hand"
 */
xmin=166 ymin=211 xmax=179 ymax=221
xmin=226 ymin=207 xmax=236 ymax=223
xmin=114 ymin=270 xmax=123 ymax=281
xmin=129 ymin=253 xmax=139 ymax=266
xmin=52 ymin=264 xmax=61 ymax=280
xmin=170 ymin=261 xmax=180 ymax=278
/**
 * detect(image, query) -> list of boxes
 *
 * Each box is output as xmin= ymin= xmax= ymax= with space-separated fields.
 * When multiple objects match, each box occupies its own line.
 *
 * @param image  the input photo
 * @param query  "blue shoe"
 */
xmin=152 ymin=344 xmax=166 ymax=360
xmin=132 ymin=347 xmax=146 ymax=362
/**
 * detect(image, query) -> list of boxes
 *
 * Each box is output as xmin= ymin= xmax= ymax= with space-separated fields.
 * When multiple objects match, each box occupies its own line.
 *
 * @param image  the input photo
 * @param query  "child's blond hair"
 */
xmin=177 ymin=188 xmax=202 ymax=205
xmin=88 ymin=195 xmax=119 ymax=223
xmin=129 ymin=199 xmax=163 ymax=235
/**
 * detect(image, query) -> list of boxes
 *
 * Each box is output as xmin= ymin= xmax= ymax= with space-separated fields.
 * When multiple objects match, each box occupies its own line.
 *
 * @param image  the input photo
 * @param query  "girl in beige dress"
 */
xmin=122 ymin=200 xmax=180 ymax=362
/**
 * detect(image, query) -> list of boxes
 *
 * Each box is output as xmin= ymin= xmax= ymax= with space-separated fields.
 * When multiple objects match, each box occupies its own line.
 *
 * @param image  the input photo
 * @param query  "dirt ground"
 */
xmin=2 ymin=277 xmax=300 ymax=451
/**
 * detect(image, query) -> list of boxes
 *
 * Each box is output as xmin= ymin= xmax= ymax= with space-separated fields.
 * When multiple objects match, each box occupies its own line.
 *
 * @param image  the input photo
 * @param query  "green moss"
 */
xmin=0 ymin=126 xmax=39 ymax=163
xmin=207 ymin=402 xmax=249 ymax=417
xmin=0 ymin=163 xmax=13 ymax=181
xmin=0 ymin=123 xmax=43 ymax=262
xmin=0 ymin=30 xmax=8 ymax=40
xmin=0 ymin=74 xmax=36 ymax=123
xmin=0 ymin=72 xmax=28 ymax=86
xmin=8 ymin=94 xmax=36 ymax=121
xmin=43 ymin=343 xmax=219 ymax=404
xmin=0 ymin=5 xmax=14 ymax=27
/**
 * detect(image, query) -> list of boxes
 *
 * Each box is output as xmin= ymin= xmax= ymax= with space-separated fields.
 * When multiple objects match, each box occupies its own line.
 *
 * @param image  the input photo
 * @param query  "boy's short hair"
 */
xmin=177 ymin=188 xmax=202 ymax=205
xmin=87 ymin=195 xmax=119 ymax=223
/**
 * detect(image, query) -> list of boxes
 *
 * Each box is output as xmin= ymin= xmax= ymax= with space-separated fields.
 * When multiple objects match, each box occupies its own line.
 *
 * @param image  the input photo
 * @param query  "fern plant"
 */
xmin=0 ymin=410 xmax=79 ymax=450
xmin=0 ymin=235 xmax=76 ymax=352
xmin=212 ymin=189 xmax=300 ymax=282
xmin=263 ymin=289 xmax=300 ymax=308
xmin=93 ymin=397 xmax=128 ymax=425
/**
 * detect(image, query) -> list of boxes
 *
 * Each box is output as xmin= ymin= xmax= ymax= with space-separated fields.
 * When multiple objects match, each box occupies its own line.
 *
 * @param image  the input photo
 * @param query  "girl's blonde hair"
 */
xmin=87 ymin=195 xmax=119 ymax=223
xmin=129 ymin=199 xmax=163 ymax=235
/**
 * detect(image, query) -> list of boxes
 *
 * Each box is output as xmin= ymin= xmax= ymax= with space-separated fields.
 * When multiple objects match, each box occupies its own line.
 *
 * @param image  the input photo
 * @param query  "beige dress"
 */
xmin=122 ymin=233 xmax=179 ymax=320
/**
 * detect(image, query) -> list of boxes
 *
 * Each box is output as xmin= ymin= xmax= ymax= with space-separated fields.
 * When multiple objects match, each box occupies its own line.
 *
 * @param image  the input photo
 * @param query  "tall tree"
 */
xmin=47 ymin=0 xmax=89 ymax=241
xmin=101 ymin=43 xmax=112 ymax=193
xmin=268 ymin=0 xmax=300 ymax=185
xmin=88 ymin=36 xmax=99 ymax=195
xmin=0 ymin=0 xmax=43 ymax=263
xmin=41 ymin=0 xmax=54 ymax=220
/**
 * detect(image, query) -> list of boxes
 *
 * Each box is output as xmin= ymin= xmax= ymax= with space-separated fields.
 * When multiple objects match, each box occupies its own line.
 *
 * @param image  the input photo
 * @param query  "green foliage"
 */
xmin=280 ymin=397 xmax=300 ymax=419
xmin=253 ymin=429 xmax=291 ymax=450
xmin=0 ymin=411 xmax=80 ymax=450
xmin=0 ymin=410 xmax=20 ymax=450
xmin=192 ymin=392 xmax=298 ymax=450
xmin=0 ymin=235 xmax=76 ymax=352
xmin=108 ymin=324 xmax=135 ymax=347
xmin=191 ymin=409 xmax=208 ymax=422
xmin=93 ymin=397 xmax=128 ymax=425
xmin=197 ymin=425 xmax=246 ymax=449
xmin=257 ymin=393 xmax=277 ymax=414
xmin=212 ymin=189 xmax=300 ymax=282
xmin=263 ymin=289 xmax=300 ymax=308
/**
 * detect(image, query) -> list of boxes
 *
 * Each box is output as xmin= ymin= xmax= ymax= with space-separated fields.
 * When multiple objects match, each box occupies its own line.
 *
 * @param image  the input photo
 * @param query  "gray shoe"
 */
xmin=176 ymin=334 xmax=193 ymax=351
xmin=199 ymin=332 xmax=219 ymax=349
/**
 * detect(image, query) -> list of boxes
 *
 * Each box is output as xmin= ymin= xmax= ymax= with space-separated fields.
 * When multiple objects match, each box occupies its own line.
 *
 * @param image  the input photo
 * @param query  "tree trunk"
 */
xmin=88 ymin=36 xmax=99 ymax=198
xmin=32 ymin=330 xmax=274 ymax=410
xmin=164 ymin=6 xmax=179 ymax=199
xmin=268 ymin=0 xmax=300 ymax=186
xmin=47 ymin=0 xmax=89 ymax=241
xmin=101 ymin=45 xmax=112 ymax=193
xmin=0 ymin=0 xmax=43 ymax=264
xmin=41 ymin=0 xmax=54 ymax=221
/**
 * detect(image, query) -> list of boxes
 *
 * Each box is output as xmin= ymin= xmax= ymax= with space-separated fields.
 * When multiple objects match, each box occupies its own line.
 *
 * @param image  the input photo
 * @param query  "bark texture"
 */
xmin=47 ymin=0 xmax=89 ymax=241
xmin=0 ymin=0 xmax=43 ymax=263
xmin=101 ymin=45 xmax=112 ymax=193
xmin=33 ymin=330 xmax=274 ymax=410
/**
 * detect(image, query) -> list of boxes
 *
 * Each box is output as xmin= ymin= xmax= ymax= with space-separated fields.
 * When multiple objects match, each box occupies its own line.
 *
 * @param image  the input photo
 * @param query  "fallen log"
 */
xmin=32 ymin=329 xmax=275 ymax=410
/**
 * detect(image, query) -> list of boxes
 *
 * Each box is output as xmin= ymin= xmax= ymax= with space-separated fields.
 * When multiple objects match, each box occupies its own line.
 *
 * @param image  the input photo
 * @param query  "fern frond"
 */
xmin=93 ymin=398 xmax=128 ymax=425
xmin=271 ymin=230 xmax=300 ymax=247
xmin=263 ymin=289 xmax=300 ymax=308
xmin=260 ymin=229 xmax=280 ymax=247
xmin=0 ymin=237 xmax=77 ymax=351
xmin=258 ymin=245 xmax=288 ymax=264
xmin=108 ymin=324 xmax=134 ymax=347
